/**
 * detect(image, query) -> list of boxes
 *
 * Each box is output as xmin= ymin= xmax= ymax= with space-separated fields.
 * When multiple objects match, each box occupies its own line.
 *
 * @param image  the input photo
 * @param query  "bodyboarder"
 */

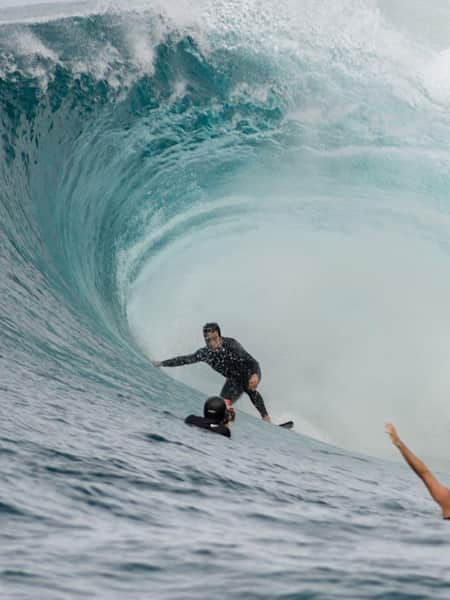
xmin=185 ymin=396 xmax=231 ymax=438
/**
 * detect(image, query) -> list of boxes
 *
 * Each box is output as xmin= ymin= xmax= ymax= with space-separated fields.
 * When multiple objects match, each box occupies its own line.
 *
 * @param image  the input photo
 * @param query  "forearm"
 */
xmin=161 ymin=353 xmax=199 ymax=367
xmin=395 ymin=439 xmax=429 ymax=479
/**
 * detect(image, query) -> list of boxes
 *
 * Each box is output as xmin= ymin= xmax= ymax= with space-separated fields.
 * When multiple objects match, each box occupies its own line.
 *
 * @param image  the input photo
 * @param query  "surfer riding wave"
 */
xmin=152 ymin=322 xmax=271 ymax=422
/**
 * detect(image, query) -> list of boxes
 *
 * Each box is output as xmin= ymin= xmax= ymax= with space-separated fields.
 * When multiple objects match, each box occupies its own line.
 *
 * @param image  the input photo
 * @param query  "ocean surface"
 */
xmin=2 ymin=1 xmax=450 ymax=598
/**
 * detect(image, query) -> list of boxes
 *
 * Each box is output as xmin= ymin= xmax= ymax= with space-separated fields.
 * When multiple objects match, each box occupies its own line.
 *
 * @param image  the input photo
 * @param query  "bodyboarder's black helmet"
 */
xmin=203 ymin=396 xmax=227 ymax=423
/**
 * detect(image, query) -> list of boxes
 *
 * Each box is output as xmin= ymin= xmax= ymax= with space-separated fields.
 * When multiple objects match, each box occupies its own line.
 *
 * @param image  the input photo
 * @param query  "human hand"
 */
xmin=262 ymin=415 xmax=271 ymax=423
xmin=222 ymin=399 xmax=235 ymax=422
xmin=385 ymin=422 xmax=401 ymax=447
xmin=248 ymin=373 xmax=259 ymax=391
xmin=151 ymin=360 xmax=162 ymax=367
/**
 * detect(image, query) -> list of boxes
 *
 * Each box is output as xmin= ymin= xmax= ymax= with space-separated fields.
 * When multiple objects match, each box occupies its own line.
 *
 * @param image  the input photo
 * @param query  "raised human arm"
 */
xmin=385 ymin=423 xmax=450 ymax=515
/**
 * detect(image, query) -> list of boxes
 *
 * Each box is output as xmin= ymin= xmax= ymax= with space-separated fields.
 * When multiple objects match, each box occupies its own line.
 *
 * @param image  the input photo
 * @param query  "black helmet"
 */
xmin=204 ymin=396 xmax=227 ymax=423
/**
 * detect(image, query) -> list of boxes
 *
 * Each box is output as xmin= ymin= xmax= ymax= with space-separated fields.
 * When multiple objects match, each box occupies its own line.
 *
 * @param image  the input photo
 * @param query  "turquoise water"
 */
xmin=2 ymin=1 xmax=450 ymax=597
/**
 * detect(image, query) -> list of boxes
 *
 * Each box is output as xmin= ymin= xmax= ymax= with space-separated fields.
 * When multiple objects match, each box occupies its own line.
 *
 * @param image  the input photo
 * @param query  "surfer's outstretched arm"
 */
xmin=385 ymin=423 xmax=450 ymax=517
xmin=152 ymin=349 xmax=205 ymax=368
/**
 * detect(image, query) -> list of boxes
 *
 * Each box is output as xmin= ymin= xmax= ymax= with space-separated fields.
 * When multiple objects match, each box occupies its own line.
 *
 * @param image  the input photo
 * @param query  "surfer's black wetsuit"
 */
xmin=185 ymin=415 xmax=231 ymax=438
xmin=161 ymin=337 xmax=269 ymax=418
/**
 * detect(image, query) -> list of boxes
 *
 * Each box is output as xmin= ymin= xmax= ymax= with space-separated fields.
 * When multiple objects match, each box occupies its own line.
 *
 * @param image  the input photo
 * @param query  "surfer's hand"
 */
xmin=226 ymin=407 xmax=236 ymax=422
xmin=151 ymin=360 xmax=162 ymax=367
xmin=248 ymin=373 xmax=259 ymax=391
xmin=385 ymin=423 xmax=401 ymax=447
xmin=262 ymin=415 xmax=271 ymax=423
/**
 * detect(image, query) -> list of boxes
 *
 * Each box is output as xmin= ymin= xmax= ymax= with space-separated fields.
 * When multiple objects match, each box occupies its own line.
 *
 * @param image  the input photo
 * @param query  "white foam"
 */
xmin=10 ymin=28 xmax=58 ymax=60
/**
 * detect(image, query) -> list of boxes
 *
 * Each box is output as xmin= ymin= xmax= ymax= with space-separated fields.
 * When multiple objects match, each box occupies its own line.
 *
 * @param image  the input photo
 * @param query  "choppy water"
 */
xmin=2 ymin=1 xmax=450 ymax=598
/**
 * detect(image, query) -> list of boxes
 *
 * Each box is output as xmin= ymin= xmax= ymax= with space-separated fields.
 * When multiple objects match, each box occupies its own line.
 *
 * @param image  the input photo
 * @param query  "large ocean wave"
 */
xmin=2 ymin=0 xmax=450 ymax=457
xmin=3 ymin=2 xmax=450 ymax=598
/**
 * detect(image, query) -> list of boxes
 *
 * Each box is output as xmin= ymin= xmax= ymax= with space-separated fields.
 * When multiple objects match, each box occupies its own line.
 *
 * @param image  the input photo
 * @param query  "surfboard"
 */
xmin=279 ymin=420 xmax=294 ymax=430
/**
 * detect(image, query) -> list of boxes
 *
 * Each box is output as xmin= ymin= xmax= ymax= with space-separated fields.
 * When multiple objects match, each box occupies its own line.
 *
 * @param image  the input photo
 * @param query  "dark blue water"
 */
xmin=2 ymin=1 xmax=450 ymax=598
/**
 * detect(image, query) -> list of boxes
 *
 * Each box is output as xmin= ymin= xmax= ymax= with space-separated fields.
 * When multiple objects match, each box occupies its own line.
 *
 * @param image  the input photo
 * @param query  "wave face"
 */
xmin=2 ymin=1 xmax=450 ymax=598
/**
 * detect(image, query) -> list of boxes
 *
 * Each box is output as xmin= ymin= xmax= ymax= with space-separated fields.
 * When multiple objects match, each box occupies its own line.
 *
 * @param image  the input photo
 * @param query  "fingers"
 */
xmin=385 ymin=422 xmax=396 ymax=435
xmin=385 ymin=422 xmax=401 ymax=446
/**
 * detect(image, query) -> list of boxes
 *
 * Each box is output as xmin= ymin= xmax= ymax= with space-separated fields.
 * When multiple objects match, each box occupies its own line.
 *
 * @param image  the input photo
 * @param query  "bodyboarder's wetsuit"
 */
xmin=184 ymin=415 xmax=231 ymax=438
xmin=160 ymin=337 xmax=269 ymax=418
